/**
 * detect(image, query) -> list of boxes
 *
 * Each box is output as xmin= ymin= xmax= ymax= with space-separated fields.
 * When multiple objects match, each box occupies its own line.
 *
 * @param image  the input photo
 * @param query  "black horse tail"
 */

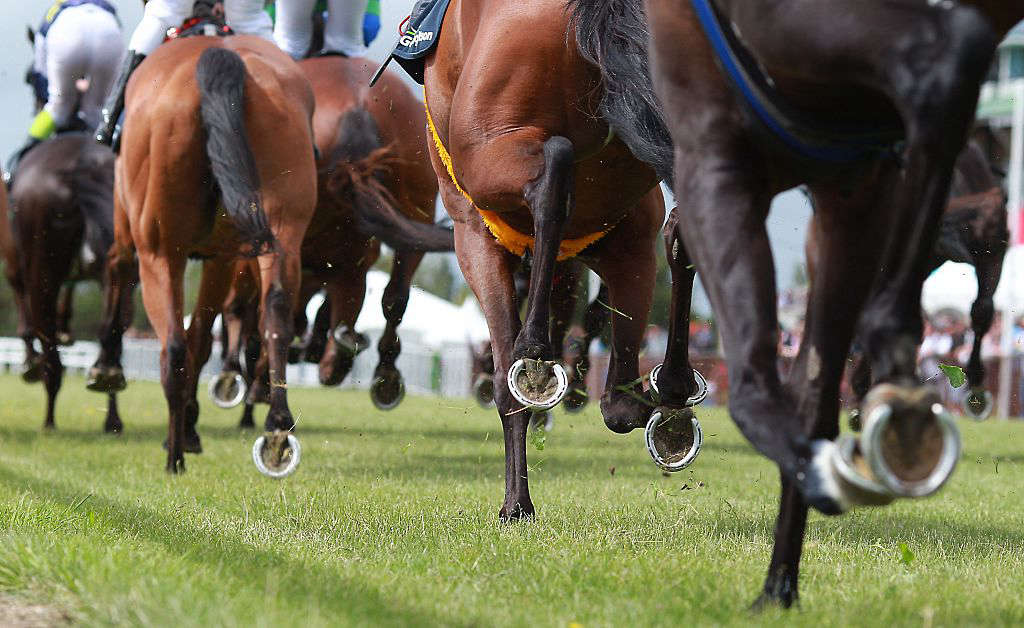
xmin=195 ymin=47 xmax=274 ymax=255
xmin=71 ymin=139 xmax=116 ymax=262
xmin=569 ymin=0 xmax=674 ymax=186
xmin=325 ymin=107 xmax=454 ymax=252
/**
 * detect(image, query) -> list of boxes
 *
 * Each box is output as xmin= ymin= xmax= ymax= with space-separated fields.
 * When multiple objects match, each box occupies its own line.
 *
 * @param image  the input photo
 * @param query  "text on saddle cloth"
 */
xmin=423 ymin=93 xmax=614 ymax=261
xmin=371 ymin=0 xmax=451 ymax=86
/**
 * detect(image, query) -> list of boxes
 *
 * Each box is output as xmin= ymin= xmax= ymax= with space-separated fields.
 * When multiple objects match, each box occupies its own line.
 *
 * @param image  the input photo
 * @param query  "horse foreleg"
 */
xmin=453 ymin=213 xmax=529 ymax=519
xmin=56 ymin=281 xmax=75 ymax=346
xmin=588 ymin=194 xmax=659 ymax=434
xmin=371 ymin=249 xmax=424 ymax=410
xmin=548 ymin=261 xmax=583 ymax=413
xmin=753 ymin=180 xmax=893 ymax=609
xmin=317 ymin=272 xmax=368 ymax=387
xmin=653 ymin=206 xmax=703 ymax=407
xmin=963 ymin=252 xmax=1001 ymax=418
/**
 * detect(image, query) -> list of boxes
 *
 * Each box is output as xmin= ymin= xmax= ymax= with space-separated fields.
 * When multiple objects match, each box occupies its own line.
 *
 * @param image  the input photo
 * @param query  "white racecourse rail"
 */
xmin=0 ymin=334 xmax=477 ymax=399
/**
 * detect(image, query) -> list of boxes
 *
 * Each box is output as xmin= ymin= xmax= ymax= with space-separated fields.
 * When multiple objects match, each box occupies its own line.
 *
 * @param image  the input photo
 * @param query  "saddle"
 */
xmin=370 ymin=0 xmax=451 ymax=86
xmin=689 ymin=0 xmax=903 ymax=165
xmin=165 ymin=16 xmax=233 ymax=40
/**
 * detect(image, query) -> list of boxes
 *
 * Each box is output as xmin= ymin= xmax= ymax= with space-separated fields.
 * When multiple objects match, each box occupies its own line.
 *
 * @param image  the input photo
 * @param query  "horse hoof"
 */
xmin=507 ymin=358 xmax=568 ymax=411
xmin=370 ymin=370 xmax=406 ymax=410
xmin=86 ymin=366 xmax=126 ymax=393
xmin=962 ymin=389 xmax=993 ymax=421
xmin=561 ymin=386 xmax=588 ymax=414
xmin=21 ymin=360 xmax=42 ymax=383
xmin=860 ymin=386 xmax=960 ymax=498
xmin=252 ymin=431 xmax=300 ymax=478
xmin=333 ymin=325 xmax=370 ymax=357
xmin=807 ymin=436 xmax=894 ymax=513
xmin=649 ymin=364 xmax=708 ymax=407
xmin=529 ymin=410 xmax=554 ymax=432
xmin=645 ymin=407 xmax=702 ymax=472
xmin=56 ymin=332 xmax=74 ymax=347
xmin=209 ymin=370 xmax=247 ymax=409
xmin=848 ymin=408 xmax=862 ymax=432
xmin=473 ymin=374 xmax=495 ymax=407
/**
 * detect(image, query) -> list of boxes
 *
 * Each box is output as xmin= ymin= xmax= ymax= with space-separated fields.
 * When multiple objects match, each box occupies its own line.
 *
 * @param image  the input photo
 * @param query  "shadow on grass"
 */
xmin=0 ymin=464 xmax=469 ymax=627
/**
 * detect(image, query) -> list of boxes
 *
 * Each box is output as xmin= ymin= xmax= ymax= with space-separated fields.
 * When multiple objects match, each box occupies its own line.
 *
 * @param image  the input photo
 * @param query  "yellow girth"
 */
xmin=424 ymin=93 xmax=610 ymax=261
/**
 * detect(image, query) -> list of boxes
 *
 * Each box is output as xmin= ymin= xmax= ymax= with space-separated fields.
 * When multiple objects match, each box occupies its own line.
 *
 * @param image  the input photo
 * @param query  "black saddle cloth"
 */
xmin=381 ymin=0 xmax=452 ymax=85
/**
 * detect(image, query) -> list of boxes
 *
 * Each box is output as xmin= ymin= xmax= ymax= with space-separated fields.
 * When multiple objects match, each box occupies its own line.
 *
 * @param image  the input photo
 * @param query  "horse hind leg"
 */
xmin=370 ymin=250 xmax=424 ymax=410
xmin=504 ymin=137 xmax=574 ymax=411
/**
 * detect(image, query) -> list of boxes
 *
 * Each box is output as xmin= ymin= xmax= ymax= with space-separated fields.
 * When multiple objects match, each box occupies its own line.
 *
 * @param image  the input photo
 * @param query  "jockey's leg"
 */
xmin=96 ymin=0 xmax=193 ymax=145
xmin=273 ymin=0 xmax=318 ymax=59
xmin=79 ymin=11 xmax=126 ymax=130
xmin=225 ymin=0 xmax=274 ymax=41
xmin=324 ymin=0 xmax=370 ymax=57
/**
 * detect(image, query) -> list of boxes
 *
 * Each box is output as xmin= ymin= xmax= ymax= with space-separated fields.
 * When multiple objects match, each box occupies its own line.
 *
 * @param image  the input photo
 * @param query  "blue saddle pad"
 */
xmin=372 ymin=0 xmax=451 ymax=85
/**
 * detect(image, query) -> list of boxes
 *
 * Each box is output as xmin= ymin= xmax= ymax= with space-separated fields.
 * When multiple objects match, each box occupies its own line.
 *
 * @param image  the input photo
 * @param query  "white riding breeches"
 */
xmin=35 ymin=4 xmax=125 ymax=129
xmin=129 ymin=0 xmax=273 ymax=55
xmin=274 ymin=0 xmax=370 ymax=60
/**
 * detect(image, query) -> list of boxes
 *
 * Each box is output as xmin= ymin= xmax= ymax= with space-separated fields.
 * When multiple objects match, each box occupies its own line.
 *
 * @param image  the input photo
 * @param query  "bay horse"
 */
xmin=830 ymin=139 xmax=1009 ymax=425
xmin=422 ymin=0 xmax=705 ymax=520
xmin=93 ymin=35 xmax=317 ymax=473
xmin=7 ymin=133 xmax=123 ymax=432
xmin=624 ymin=0 xmax=1020 ymax=607
xmin=208 ymin=54 xmax=450 ymax=422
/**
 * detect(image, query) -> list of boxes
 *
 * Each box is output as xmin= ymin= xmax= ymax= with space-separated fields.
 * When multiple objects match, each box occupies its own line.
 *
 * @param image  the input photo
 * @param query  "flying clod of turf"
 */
xmin=1 ymin=374 xmax=1023 ymax=626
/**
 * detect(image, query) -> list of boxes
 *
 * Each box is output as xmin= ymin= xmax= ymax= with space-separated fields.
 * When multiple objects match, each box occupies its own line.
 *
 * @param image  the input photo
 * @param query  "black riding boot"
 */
xmin=94 ymin=51 xmax=146 ymax=146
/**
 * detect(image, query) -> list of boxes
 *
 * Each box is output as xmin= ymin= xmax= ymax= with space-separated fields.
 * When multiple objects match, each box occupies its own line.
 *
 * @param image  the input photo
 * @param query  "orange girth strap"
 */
xmin=424 ymin=92 xmax=611 ymax=261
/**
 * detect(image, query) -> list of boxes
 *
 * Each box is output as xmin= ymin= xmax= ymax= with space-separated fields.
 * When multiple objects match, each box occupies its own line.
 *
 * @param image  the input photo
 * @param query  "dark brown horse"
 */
xmin=92 ymin=35 xmax=317 ymax=474
xmin=422 ymin=0 xmax=706 ymax=521
xmin=626 ymin=0 xmax=1019 ymax=607
xmin=828 ymin=139 xmax=1009 ymax=424
xmin=7 ymin=133 xmax=123 ymax=432
xmin=208 ymin=54 xmax=451 ymax=423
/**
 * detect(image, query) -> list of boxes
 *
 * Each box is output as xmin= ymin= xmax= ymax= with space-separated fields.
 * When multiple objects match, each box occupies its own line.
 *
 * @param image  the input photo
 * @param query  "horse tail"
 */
xmin=195 ymin=47 xmax=274 ymax=255
xmin=71 ymin=138 xmax=116 ymax=262
xmin=325 ymin=107 xmax=454 ymax=252
xmin=569 ymin=0 xmax=674 ymax=186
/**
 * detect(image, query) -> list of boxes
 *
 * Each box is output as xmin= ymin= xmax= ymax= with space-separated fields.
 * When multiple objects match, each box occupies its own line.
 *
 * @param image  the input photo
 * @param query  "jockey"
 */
xmin=10 ymin=1 xmax=124 ymax=174
xmin=273 ymin=0 xmax=379 ymax=60
xmin=95 ymin=0 xmax=274 ymax=146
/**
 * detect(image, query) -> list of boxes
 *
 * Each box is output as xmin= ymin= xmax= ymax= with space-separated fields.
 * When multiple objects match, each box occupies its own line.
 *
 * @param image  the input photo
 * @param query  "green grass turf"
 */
xmin=1 ymin=374 xmax=1023 ymax=626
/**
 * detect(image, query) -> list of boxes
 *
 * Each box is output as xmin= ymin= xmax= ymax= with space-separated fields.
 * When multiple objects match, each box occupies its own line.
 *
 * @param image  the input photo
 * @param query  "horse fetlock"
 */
xmin=644 ymin=407 xmax=702 ymax=472
xmin=86 ymin=365 xmax=126 ymax=393
xmin=561 ymin=382 xmax=589 ymax=413
xmin=506 ymin=358 xmax=568 ymax=410
xmin=649 ymin=363 xmax=708 ymax=407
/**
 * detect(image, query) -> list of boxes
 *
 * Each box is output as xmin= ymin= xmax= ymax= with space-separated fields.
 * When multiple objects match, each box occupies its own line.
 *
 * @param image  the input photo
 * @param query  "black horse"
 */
xmin=7 ymin=133 xmax=124 ymax=432
xmin=573 ymin=0 xmax=1019 ymax=608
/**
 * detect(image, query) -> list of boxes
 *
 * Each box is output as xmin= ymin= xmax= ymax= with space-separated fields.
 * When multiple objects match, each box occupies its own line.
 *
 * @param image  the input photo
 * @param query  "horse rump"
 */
xmin=195 ymin=46 xmax=275 ymax=256
xmin=325 ymin=107 xmax=453 ymax=253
